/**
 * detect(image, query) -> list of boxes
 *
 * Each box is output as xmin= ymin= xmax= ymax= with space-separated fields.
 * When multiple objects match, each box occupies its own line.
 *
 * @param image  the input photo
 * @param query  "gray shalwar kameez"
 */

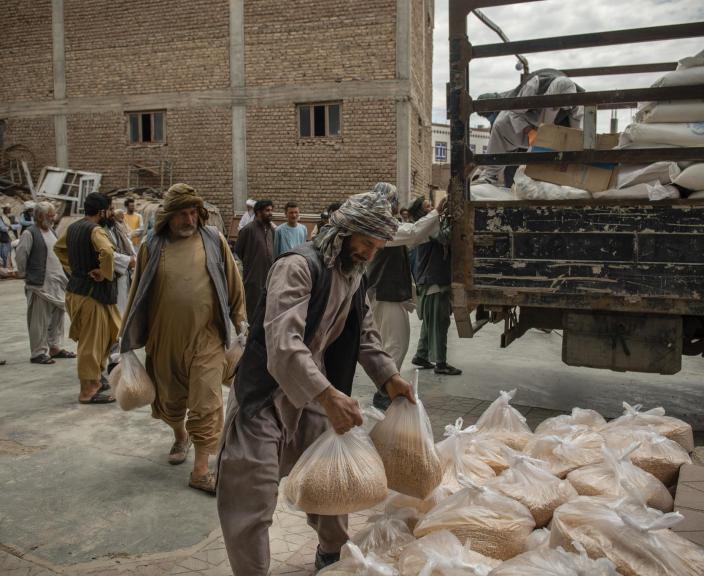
xmin=217 ymin=254 xmax=398 ymax=576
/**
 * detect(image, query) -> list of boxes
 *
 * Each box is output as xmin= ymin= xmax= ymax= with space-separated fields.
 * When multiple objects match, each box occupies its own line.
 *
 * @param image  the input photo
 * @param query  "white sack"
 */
xmin=619 ymin=122 xmax=704 ymax=148
xmin=470 ymin=183 xmax=516 ymax=201
xmin=652 ymin=64 xmax=704 ymax=87
xmin=592 ymin=182 xmax=680 ymax=201
xmin=672 ymin=163 xmax=704 ymax=191
xmin=616 ymin=162 xmax=680 ymax=188
xmin=636 ymin=100 xmax=704 ymax=124
xmin=512 ymin=166 xmax=591 ymax=201
xmin=678 ymin=49 xmax=704 ymax=70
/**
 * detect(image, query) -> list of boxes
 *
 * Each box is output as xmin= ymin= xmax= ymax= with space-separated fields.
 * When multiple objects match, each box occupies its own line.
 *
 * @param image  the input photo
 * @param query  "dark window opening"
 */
xmin=127 ymin=111 xmax=165 ymax=144
xmin=298 ymin=103 xmax=342 ymax=138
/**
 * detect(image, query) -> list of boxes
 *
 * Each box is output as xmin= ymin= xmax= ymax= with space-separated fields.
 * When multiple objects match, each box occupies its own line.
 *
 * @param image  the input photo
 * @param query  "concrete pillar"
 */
xmin=52 ymin=0 xmax=68 ymax=167
xmin=395 ymin=0 xmax=412 ymax=207
xmin=230 ymin=0 xmax=247 ymax=212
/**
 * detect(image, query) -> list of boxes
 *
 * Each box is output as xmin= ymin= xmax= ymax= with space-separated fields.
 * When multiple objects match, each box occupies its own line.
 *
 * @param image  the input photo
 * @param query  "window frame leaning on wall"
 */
xmin=126 ymin=110 xmax=167 ymax=145
xmin=297 ymin=102 xmax=342 ymax=139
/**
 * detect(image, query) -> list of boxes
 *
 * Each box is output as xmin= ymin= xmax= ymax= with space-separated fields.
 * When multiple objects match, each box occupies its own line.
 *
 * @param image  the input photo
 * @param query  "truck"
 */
xmin=447 ymin=0 xmax=704 ymax=374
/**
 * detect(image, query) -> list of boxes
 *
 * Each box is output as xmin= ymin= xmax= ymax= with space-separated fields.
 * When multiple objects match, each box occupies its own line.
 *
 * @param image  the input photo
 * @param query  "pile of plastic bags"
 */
xmin=291 ymin=386 xmax=700 ymax=574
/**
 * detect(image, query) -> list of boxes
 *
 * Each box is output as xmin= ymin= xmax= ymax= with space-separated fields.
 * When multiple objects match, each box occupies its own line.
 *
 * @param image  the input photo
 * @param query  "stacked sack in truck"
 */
xmin=610 ymin=48 xmax=704 ymax=201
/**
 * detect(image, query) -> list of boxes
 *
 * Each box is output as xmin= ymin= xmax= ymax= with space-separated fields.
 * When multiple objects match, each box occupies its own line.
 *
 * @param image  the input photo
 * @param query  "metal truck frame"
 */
xmin=447 ymin=0 xmax=704 ymax=373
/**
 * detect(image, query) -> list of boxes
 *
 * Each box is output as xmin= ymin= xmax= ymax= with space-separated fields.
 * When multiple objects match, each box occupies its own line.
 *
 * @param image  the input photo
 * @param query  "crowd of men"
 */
xmin=3 ymin=182 xmax=462 ymax=573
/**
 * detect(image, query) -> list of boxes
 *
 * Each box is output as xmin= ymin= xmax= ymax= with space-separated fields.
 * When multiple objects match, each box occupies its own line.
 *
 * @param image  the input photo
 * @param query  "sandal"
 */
xmin=79 ymin=390 xmax=116 ymax=404
xmin=189 ymin=471 xmax=216 ymax=496
xmin=30 ymin=354 xmax=56 ymax=365
xmin=168 ymin=437 xmax=192 ymax=465
xmin=51 ymin=349 xmax=77 ymax=359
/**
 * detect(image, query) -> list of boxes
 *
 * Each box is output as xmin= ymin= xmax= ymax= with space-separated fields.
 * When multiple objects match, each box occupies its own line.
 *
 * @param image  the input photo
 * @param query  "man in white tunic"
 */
xmin=15 ymin=202 xmax=73 ymax=364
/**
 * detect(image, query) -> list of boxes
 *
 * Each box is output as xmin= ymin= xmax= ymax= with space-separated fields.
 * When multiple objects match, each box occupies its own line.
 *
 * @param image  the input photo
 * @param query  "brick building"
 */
xmin=0 ymin=0 xmax=434 ymax=221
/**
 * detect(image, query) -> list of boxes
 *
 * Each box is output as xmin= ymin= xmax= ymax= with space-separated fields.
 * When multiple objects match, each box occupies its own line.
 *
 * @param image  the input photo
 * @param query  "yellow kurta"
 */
xmin=55 ymin=226 xmax=121 ymax=380
xmin=125 ymin=230 xmax=246 ymax=453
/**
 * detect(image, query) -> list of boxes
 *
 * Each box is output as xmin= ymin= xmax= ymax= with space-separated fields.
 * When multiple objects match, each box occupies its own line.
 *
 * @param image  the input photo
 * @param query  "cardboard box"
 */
xmin=673 ymin=464 xmax=704 ymax=547
xmin=525 ymin=125 xmax=620 ymax=193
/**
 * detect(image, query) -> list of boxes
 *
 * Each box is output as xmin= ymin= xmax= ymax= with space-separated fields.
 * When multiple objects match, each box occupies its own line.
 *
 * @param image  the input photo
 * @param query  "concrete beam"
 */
xmin=0 ymin=81 xmax=411 ymax=119
xmin=395 ymin=0 xmax=413 ymax=205
xmin=230 ymin=0 xmax=247 ymax=212
xmin=51 ymin=0 xmax=68 ymax=167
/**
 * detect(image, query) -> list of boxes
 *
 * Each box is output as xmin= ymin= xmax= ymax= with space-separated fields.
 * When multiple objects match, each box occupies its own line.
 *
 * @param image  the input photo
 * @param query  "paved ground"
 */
xmin=1 ymin=277 xmax=702 ymax=575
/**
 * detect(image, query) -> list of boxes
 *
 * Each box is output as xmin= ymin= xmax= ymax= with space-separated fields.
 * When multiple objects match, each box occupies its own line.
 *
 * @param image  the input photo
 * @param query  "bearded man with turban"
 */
xmin=55 ymin=193 xmax=119 ymax=404
xmin=217 ymin=185 xmax=415 ymax=575
xmin=120 ymin=184 xmax=246 ymax=494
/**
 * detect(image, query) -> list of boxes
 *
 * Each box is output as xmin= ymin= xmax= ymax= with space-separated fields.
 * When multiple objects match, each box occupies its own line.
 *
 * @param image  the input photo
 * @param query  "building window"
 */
xmin=127 ymin=111 xmax=165 ymax=144
xmin=469 ymin=143 xmax=476 ymax=153
xmin=298 ymin=102 xmax=341 ymax=138
xmin=435 ymin=141 xmax=448 ymax=162
xmin=482 ymin=146 xmax=488 ymax=154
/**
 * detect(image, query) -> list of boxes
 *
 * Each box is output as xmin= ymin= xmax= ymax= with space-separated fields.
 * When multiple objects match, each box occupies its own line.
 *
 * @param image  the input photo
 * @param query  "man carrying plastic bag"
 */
xmin=217 ymin=184 xmax=415 ymax=575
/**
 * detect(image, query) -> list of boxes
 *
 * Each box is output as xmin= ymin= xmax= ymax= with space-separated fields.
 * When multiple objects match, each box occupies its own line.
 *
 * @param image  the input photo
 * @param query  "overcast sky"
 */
xmin=431 ymin=0 xmax=704 ymax=132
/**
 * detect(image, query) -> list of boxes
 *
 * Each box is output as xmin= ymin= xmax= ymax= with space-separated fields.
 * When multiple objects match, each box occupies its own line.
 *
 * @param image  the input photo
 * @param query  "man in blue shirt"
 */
xmin=274 ymin=201 xmax=308 ymax=257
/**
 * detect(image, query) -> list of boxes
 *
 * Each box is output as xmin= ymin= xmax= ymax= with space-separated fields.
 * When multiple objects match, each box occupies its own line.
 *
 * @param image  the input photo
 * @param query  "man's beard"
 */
xmin=339 ymin=237 xmax=368 ymax=275
xmin=175 ymin=225 xmax=197 ymax=238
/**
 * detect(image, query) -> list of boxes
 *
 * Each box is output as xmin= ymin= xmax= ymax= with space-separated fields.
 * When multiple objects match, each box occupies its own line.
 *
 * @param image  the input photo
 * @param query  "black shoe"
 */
xmin=411 ymin=356 xmax=435 ymax=369
xmin=315 ymin=546 xmax=340 ymax=572
xmin=372 ymin=390 xmax=392 ymax=411
xmin=434 ymin=363 xmax=462 ymax=376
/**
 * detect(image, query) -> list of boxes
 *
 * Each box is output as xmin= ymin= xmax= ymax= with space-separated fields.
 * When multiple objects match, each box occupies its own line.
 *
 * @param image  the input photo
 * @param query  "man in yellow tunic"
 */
xmin=120 ymin=183 xmax=246 ymax=494
xmin=54 ymin=193 xmax=120 ymax=404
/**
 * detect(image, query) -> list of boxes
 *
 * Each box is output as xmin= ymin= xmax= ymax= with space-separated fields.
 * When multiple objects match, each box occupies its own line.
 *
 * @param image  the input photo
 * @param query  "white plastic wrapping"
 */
xmin=414 ymin=479 xmax=535 ymax=560
xmin=535 ymin=407 xmax=607 ymax=436
xmin=488 ymin=544 xmax=619 ymax=576
xmin=512 ymin=166 xmax=591 ymax=201
xmin=474 ymin=389 xmax=533 ymax=451
xmin=320 ymin=542 xmax=399 ymax=576
xmin=398 ymin=530 xmax=500 ymax=576
xmin=600 ymin=401 xmax=694 ymax=453
xmin=370 ymin=379 xmax=443 ymax=499
xmin=487 ymin=454 xmax=577 ymax=527
xmin=550 ymin=496 xmax=704 ymax=576
xmin=603 ymin=428 xmax=692 ymax=486
xmin=525 ymin=426 xmax=605 ymax=478
xmin=109 ymin=350 xmax=156 ymax=410
xmin=436 ymin=420 xmax=496 ymax=487
xmin=566 ymin=444 xmax=673 ymax=512
xmin=523 ymin=527 xmax=551 ymax=551
xmin=284 ymin=426 xmax=387 ymax=515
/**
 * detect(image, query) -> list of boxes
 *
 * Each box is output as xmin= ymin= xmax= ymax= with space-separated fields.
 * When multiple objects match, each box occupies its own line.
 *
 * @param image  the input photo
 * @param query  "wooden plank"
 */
xmin=475 ymin=204 xmax=704 ymax=234
xmin=638 ymin=234 xmax=704 ymax=264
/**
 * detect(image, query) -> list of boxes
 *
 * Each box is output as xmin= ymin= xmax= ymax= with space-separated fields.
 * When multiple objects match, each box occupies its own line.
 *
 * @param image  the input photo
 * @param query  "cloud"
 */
xmin=432 ymin=0 xmax=703 ymax=132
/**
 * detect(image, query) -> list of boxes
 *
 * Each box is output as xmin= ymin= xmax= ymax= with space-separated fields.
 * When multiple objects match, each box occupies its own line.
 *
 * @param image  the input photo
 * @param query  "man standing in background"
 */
xmin=274 ymin=201 xmax=307 ymax=257
xmin=0 ymin=205 xmax=20 ymax=270
xmin=238 ymin=198 xmax=257 ymax=231
xmin=54 ymin=193 xmax=119 ymax=404
xmin=235 ymin=199 xmax=275 ymax=321
xmin=123 ymin=198 xmax=145 ymax=249
xmin=15 ymin=201 xmax=73 ymax=365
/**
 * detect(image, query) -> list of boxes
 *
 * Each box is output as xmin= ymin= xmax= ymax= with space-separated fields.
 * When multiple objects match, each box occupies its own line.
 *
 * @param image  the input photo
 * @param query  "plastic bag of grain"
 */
xmin=535 ymin=407 xmax=607 ymax=435
xmin=523 ymin=527 xmax=550 ymax=551
xmin=600 ymin=401 xmax=694 ymax=453
xmin=488 ymin=543 xmax=618 ymax=575
xmin=550 ymin=495 xmax=704 ymax=576
xmin=352 ymin=511 xmax=415 ymax=561
xmin=398 ymin=530 xmax=500 ymax=576
xmin=436 ymin=419 xmax=517 ymax=475
xmin=414 ymin=478 xmax=535 ymax=560
xmin=436 ymin=420 xmax=496 ymax=488
xmin=487 ymin=454 xmax=577 ymax=527
xmin=284 ymin=425 xmax=387 ymax=515
xmin=525 ymin=426 xmax=605 ymax=478
xmin=567 ymin=443 xmax=673 ymax=512
xmin=370 ymin=374 xmax=443 ymax=499
xmin=603 ymin=428 xmax=692 ymax=486
xmin=320 ymin=542 xmax=399 ymax=576
xmin=109 ymin=350 xmax=156 ymax=410
xmin=474 ymin=390 xmax=533 ymax=450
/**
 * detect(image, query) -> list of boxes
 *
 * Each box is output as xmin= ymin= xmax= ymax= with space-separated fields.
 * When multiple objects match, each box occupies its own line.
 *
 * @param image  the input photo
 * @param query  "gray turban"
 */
xmin=313 ymin=182 xmax=400 ymax=269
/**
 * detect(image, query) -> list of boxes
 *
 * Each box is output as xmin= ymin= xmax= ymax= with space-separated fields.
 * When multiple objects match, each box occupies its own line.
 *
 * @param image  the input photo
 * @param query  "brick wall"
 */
xmin=3 ymin=117 xmax=57 ymax=181
xmin=244 ymin=0 xmax=396 ymax=86
xmin=0 ymin=0 xmax=54 ymax=102
xmin=63 ymin=0 xmax=230 ymax=97
xmin=65 ymin=106 xmax=234 ymax=220
xmin=246 ymin=98 xmax=396 ymax=213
